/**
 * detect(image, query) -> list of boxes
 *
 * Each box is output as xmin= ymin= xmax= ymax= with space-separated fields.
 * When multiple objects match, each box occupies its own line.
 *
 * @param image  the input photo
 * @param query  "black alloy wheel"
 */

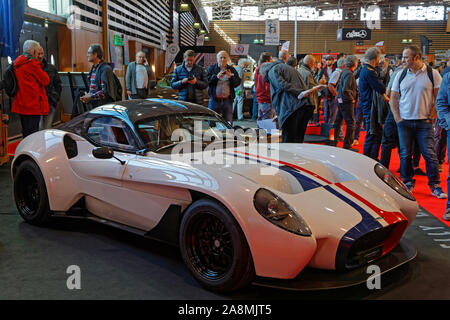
xmin=179 ymin=199 xmax=254 ymax=293
xmin=14 ymin=159 xmax=51 ymax=226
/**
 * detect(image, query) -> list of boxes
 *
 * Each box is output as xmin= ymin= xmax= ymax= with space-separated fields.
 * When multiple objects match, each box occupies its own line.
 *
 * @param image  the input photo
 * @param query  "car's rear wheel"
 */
xmin=179 ymin=199 xmax=254 ymax=293
xmin=14 ymin=159 xmax=51 ymax=226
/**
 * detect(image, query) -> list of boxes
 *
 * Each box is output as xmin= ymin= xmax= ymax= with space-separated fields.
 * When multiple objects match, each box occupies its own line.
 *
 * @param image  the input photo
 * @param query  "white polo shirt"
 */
xmin=391 ymin=64 xmax=441 ymax=120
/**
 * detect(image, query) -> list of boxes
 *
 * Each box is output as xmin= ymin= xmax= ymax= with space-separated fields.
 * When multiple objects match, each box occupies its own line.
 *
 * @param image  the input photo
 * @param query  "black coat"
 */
xmin=42 ymin=59 xmax=62 ymax=107
xmin=206 ymin=63 xmax=241 ymax=100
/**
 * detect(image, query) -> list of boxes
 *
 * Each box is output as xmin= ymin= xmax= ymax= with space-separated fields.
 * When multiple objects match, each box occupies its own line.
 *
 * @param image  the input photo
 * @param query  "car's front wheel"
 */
xmin=179 ymin=199 xmax=255 ymax=293
xmin=14 ymin=159 xmax=51 ymax=226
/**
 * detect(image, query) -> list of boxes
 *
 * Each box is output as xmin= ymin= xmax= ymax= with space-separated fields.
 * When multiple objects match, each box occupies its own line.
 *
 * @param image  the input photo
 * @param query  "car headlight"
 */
xmin=374 ymin=163 xmax=415 ymax=201
xmin=253 ymin=188 xmax=312 ymax=236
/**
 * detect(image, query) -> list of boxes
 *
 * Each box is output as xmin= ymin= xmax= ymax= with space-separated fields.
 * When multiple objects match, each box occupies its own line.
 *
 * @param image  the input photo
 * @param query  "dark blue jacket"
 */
xmin=171 ymin=63 xmax=208 ymax=104
xmin=206 ymin=63 xmax=241 ymax=100
xmin=436 ymin=73 xmax=450 ymax=131
xmin=358 ymin=63 xmax=386 ymax=117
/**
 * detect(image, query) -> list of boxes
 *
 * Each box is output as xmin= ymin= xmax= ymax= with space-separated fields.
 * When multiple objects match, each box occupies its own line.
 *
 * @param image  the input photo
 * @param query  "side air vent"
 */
xmin=63 ymin=135 xmax=78 ymax=159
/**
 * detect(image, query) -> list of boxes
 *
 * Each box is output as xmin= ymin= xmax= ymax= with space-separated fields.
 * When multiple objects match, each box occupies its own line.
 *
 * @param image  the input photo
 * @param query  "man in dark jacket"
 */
xmin=12 ymin=40 xmax=50 ymax=138
xmin=126 ymin=51 xmax=154 ymax=99
xmin=80 ymin=44 xmax=118 ymax=108
xmin=436 ymin=72 xmax=450 ymax=220
xmin=171 ymin=50 xmax=208 ymax=105
xmin=267 ymin=50 xmax=320 ymax=143
xmin=358 ymin=47 xmax=388 ymax=160
xmin=332 ymin=55 xmax=359 ymax=151
xmin=206 ymin=51 xmax=241 ymax=124
xmin=37 ymin=46 xmax=62 ymax=129
xmin=299 ymin=55 xmax=320 ymax=125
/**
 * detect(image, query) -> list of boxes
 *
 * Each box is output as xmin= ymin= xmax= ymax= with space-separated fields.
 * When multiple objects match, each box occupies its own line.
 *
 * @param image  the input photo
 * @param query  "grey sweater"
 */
xmin=126 ymin=61 xmax=154 ymax=95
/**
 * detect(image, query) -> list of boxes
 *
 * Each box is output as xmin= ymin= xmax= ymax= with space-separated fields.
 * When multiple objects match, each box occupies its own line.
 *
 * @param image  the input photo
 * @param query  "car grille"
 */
xmin=337 ymin=224 xmax=396 ymax=270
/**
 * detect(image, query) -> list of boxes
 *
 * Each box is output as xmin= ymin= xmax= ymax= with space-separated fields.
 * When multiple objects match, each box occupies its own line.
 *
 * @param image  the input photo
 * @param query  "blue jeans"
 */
xmin=354 ymin=102 xmax=364 ymax=140
xmin=209 ymin=98 xmax=233 ymax=124
xmin=397 ymin=119 xmax=440 ymax=188
xmin=363 ymin=117 xmax=382 ymax=161
xmin=435 ymin=119 xmax=447 ymax=164
xmin=252 ymin=87 xmax=258 ymax=120
xmin=447 ymin=130 xmax=450 ymax=209
xmin=324 ymin=97 xmax=338 ymax=124
xmin=380 ymin=111 xmax=398 ymax=168
xmin=334 ymin=102 xmax=355 ymax=149
xmin=258 ymin=102 xmax=274 ymax=120
xmin=232 ymin=95 xmax=244 ymax=120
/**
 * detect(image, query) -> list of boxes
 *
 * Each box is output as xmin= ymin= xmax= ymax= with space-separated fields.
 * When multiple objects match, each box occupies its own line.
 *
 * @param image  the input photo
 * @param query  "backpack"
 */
xmin=398 ymin=64 xmax=434 ymax=93
xmin=91 ymin=62 xmax=123 ymax=101
xmin=398 ymin=64 xmax=436 ymax=119
xmin=1 ymin=63 xmax=18 ymax=97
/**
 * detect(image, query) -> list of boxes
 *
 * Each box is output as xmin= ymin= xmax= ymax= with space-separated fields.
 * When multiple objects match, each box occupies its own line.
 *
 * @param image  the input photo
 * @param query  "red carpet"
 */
xmin=8 ymin=127 xmax=450 ymax=226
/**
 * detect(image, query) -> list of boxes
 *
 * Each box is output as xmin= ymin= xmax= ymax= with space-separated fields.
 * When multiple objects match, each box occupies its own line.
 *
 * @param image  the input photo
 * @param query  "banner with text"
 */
xmin=265 ymin=19 xmax=280 ymax=45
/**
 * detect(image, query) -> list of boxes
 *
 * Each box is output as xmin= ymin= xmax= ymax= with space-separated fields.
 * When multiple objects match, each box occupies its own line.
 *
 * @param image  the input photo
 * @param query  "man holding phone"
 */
xmin=171 ymin=50 xmax=208 ymax=105
xmin=206 ymin=51 xmax=241 ymax=124
xmin=126 ymin=51 xmax=154 ymax=99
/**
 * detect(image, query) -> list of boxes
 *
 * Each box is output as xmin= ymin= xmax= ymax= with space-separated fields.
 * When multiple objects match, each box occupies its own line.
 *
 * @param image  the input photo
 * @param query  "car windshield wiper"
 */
xmin=154 ymin=142 xmax=181 ymax=153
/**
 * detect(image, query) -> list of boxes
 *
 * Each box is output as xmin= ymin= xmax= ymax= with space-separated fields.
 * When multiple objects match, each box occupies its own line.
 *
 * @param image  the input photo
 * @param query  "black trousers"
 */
xmin=334 ymin=101 xmax=355 ymax=149
xmin=281 ymin=105 xmax=314 ymax=143
xmin=20 ymin=115 xmax=41 ymax=138
xmin=132 ymin=88 xmax=148 ymax=99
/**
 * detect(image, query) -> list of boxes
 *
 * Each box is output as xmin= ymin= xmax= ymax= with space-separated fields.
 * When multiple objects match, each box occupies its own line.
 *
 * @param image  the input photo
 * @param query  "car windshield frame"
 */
xmin=133 ymin=112 xmax=235 ymax=153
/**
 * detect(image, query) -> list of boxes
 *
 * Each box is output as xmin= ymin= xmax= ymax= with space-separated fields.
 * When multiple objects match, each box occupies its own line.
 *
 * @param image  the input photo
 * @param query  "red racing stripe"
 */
xmin=236 ymin=151 xmax=408 ymax=224
xmin=235 ymin=151 xmax=409 ymax=255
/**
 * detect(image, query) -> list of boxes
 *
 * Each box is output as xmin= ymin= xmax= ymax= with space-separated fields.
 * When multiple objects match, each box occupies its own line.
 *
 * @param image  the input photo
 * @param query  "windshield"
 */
xmin=134 ymin=113 xmax=236 ymax=153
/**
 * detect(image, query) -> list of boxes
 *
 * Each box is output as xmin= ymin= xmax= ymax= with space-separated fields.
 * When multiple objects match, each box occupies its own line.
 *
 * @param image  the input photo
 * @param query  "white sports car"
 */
xmin=12 ymin=99 xmax=418 ymax=292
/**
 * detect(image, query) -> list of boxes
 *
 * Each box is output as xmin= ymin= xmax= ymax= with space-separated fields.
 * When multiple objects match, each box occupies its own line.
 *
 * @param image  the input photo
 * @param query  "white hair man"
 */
xmin=11 ymin=40 xmax=50 ymax=138
xmin=126 ymin=51 xmax=154 ymax=99
xmin=332 ymin=55 xmax=359 ymax=151
xmin=205 ymin=51 xmax=241 ymax=124
xmin=299 ymin=55 xmax=320 ymax=125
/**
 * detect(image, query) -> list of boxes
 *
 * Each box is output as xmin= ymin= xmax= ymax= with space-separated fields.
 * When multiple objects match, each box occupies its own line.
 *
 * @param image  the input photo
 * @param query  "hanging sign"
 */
xmin=337 ymin=28 xmax=372 ymax=41
xmin=230 ymin=44 xmax=249 ymax=56
xmin=265 ymin=19 xmax=280 ymax=45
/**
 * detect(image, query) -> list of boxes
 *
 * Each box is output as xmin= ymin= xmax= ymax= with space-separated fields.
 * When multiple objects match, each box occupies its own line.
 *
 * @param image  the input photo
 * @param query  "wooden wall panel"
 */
xmin=180 ymin=11 xmax=196 ymax=46
xmin=212 ymin=20 xmax=450 ymax=55
xmin=72 ymin=28 xmax=102 ymax=72
xmin=57 ymin=25 xmax=72 ymax=72
xmin=206 ymin=24 xmax=231 ymax=55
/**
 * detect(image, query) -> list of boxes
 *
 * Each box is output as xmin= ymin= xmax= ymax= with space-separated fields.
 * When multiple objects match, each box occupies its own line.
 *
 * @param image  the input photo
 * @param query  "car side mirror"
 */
xmin=92 ymin=146 xmax=126 ymax=165
xmin=92 ymin=146 xmax=114 ymax=159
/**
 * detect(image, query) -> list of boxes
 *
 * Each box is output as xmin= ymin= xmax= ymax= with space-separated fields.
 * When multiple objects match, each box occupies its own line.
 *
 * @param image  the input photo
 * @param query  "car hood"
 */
xmin=222 ymin=148 xmax=357 ymax=195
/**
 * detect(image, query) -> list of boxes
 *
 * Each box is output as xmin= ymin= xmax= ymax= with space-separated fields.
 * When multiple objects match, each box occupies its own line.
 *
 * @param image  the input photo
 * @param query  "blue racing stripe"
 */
xmin=323 ymin=185 xmax=383 ymax=270
xmin=278 ymin=166 xmax=323 ymax=191
xmin=230 ymin=153 xmax=322 ymax=191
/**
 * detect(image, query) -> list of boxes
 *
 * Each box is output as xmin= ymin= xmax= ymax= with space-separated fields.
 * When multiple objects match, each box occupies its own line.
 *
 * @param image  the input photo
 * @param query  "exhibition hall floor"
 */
xmin=0 ymin=162 xmax=449 ymax=300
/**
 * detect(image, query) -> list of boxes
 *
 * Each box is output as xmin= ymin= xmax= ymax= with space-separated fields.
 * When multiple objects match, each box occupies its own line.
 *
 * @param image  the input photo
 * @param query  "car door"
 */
xmin=68 ymin=115 xmax=148 ymax=227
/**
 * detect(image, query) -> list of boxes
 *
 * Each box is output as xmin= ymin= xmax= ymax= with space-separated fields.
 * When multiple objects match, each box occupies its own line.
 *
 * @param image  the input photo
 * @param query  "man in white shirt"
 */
xmin=390 ymin=45 xmax=446 ymax=198
xmin=126 ymin=51 xmax=154 ymax=99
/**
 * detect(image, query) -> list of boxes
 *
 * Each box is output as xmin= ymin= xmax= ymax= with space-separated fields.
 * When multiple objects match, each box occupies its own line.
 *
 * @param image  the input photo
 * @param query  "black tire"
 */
xmin=13 ymin=159 xmax=51 ymax=226
xmin=179 ymin=199 xmax=255 ymax=293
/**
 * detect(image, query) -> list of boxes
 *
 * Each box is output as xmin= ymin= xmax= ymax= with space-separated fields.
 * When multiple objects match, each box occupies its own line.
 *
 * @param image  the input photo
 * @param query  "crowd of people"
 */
xmin=169 ymin=45 xmax=450 ymax=221
xmin=7 ymin=39 xmax=450 ymax=220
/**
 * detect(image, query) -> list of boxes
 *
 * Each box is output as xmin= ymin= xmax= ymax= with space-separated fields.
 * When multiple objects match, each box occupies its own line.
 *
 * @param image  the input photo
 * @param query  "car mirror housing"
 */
xmin=92 ymin=147 xmax=114 ymax=159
